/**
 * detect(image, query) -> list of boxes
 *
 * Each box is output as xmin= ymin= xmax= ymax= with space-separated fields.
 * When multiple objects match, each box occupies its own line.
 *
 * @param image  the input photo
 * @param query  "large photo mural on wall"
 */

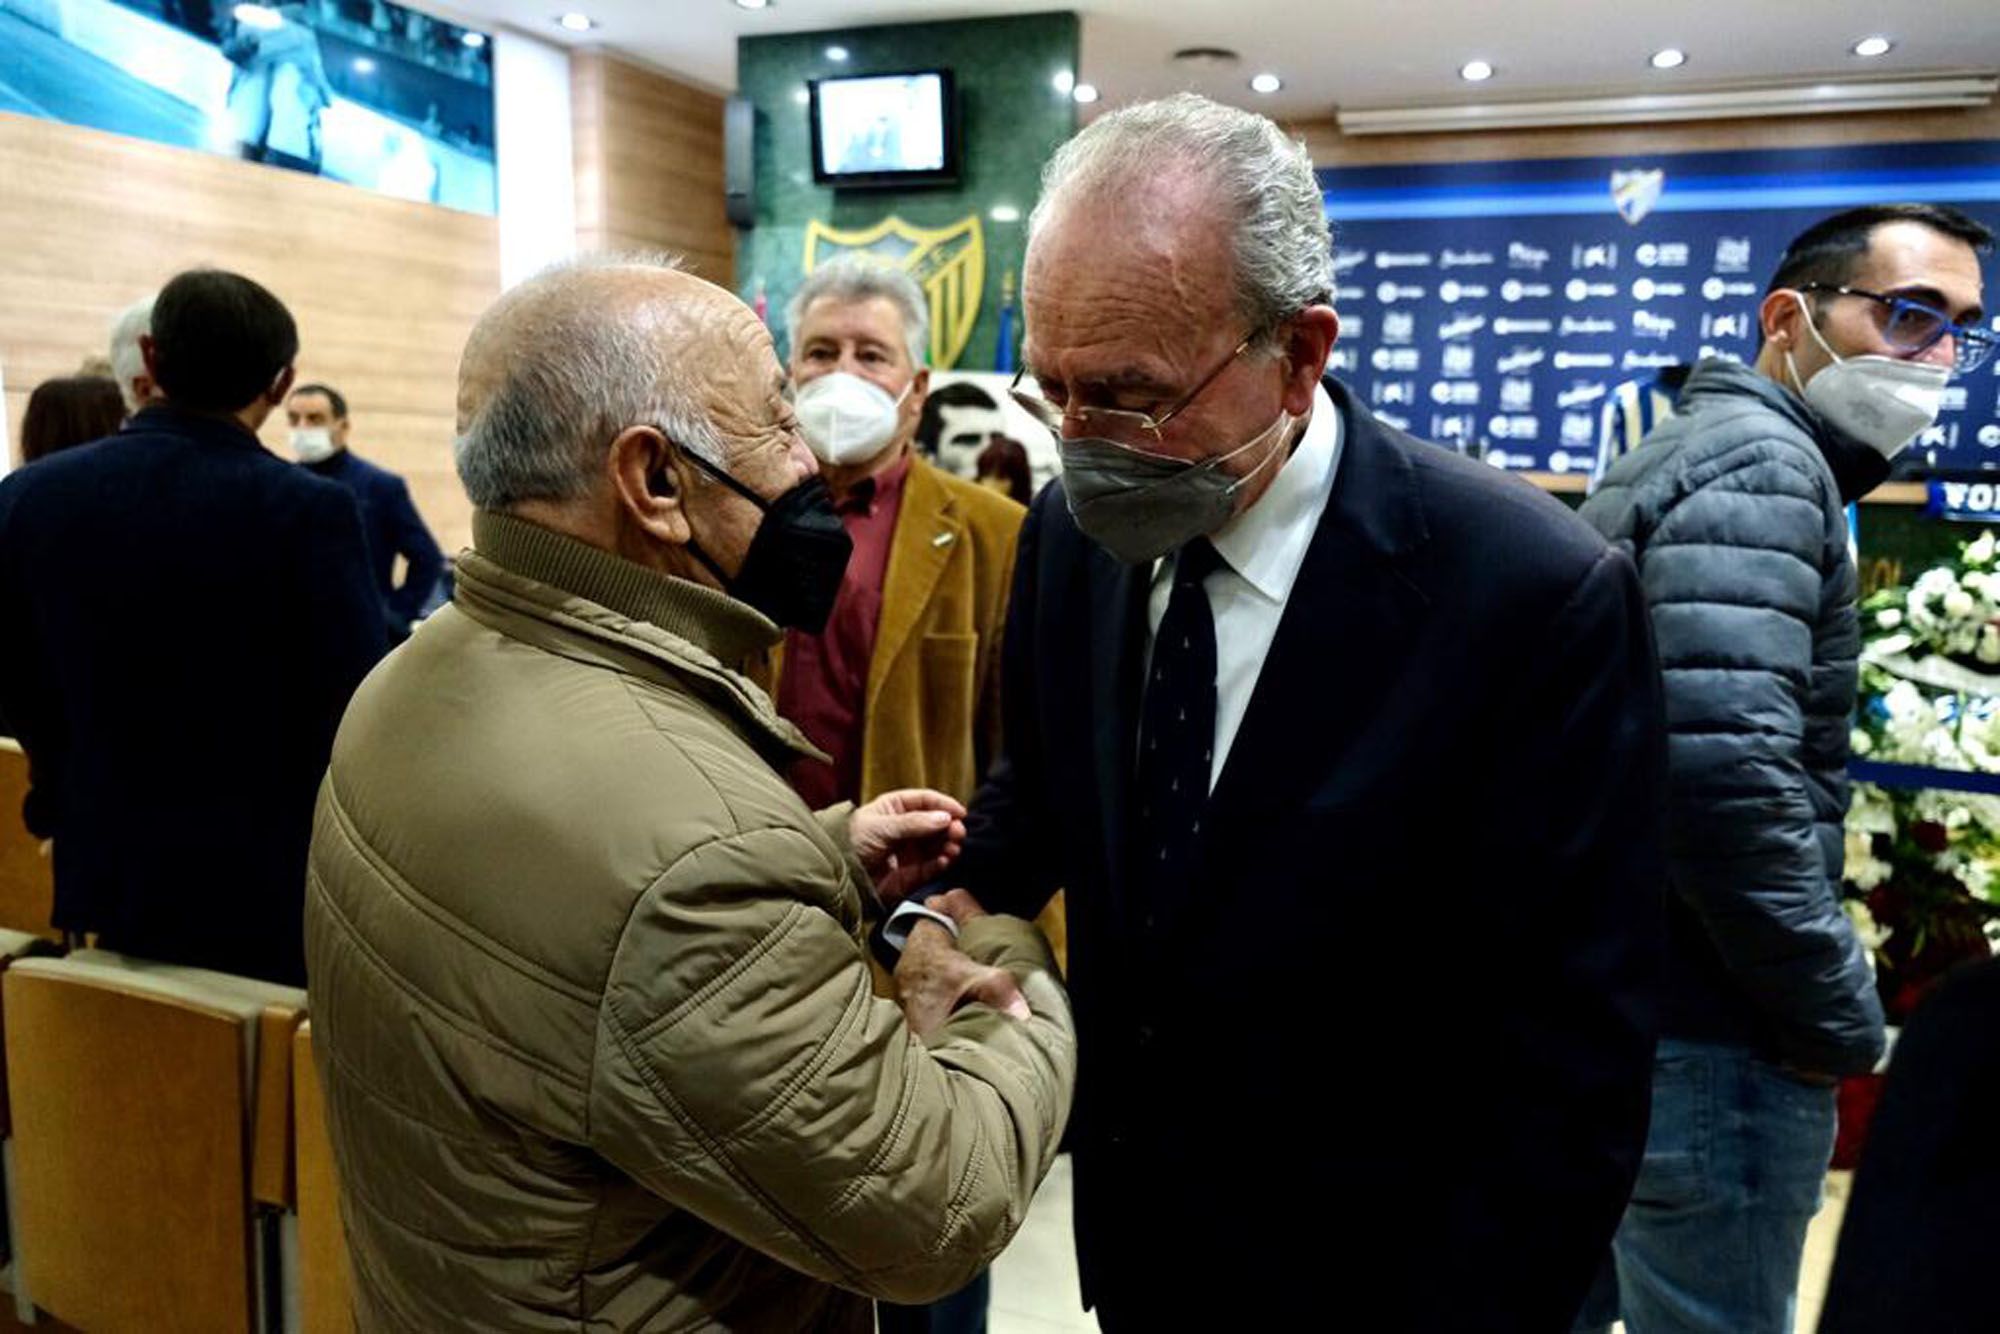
xmin=0 ymin=0 xmax=495 ymax=213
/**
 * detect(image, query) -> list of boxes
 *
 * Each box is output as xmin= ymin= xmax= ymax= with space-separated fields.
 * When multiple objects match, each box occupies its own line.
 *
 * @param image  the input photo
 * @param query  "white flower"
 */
xmin=1875 ymin=608 xmax=1905 ymax=630
xmin=1917 ymin=568 xmax=1960 ymax=600
xmin=1945 ymin=589 xmax=1977 ymax=619
xmin=1848 ymin=784 xmax=1898 ymax=835
xmin=1968 ymin=531 xmax=1997 ymax=567
xmin=1843 ymin=898 xmax=1894 ymax=949
xmin=1851 ymin=729 xmax=1874 ymax=755
xmin=1874 ymin=633 xmax=1916 ymax=658
xmin=1947 ymin=805 xmax=1974 ymax=829
xmin=1982 ymin=625 xmax=2000 ymax=665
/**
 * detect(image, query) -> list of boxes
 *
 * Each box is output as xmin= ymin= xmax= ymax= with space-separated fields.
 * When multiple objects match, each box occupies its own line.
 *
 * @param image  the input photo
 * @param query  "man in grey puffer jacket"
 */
xmin=1577 ymin=203 xmax=1992 ymax=1334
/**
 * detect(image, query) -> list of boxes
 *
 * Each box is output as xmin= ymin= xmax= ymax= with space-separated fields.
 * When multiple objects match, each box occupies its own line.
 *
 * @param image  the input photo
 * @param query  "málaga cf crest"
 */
xmin=1610 ymin=169 xmax=1665 ymax=225
xmin=803 ymin=216 xmax=985 ymax=369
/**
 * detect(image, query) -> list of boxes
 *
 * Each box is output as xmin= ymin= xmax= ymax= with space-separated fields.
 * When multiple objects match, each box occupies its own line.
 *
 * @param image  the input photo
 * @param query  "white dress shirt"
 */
xmin=1145 ymin=381 xmax=1343 ymax=794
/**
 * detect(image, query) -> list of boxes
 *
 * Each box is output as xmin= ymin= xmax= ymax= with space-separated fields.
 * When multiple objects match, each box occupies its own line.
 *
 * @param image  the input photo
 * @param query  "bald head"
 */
xmin=454 ymin=254 xmax=785 ymax=511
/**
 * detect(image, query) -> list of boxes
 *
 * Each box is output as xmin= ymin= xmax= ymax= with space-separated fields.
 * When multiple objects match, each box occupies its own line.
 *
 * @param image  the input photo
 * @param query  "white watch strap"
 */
xmin=881 ymin=900 xmax=959 ymax=951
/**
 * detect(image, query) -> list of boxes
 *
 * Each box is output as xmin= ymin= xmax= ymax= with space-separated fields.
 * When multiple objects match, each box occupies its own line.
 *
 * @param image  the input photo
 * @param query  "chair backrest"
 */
xmin=292 ymin=1021 xmax=355 ymax=1334
xmin=0 ymin=742 xmax=56 ymax=942
xmin=3 ymin=951 xmax=305 ymax=1333
xmin=0 ymin=928 xmax=58 ymax=1139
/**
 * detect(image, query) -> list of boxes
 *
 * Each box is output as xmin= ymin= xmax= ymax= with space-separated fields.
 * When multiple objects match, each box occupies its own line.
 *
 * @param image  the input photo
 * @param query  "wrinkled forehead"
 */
xmin=683 ymin=295 xmax=784 ymax=400
xmin=1022 ymin=182 xmax=1237 ymax=368
xmin=796 ymin=292 xmax=911 ymax=346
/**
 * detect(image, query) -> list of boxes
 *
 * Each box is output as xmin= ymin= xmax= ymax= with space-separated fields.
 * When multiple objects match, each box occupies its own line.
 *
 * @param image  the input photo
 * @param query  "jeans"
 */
xmin=1574 ymin=1039 xmax=1838 ymax=1334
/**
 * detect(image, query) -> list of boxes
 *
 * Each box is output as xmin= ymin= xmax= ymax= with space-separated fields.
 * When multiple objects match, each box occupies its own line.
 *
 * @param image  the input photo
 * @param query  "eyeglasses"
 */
xmin=1008 ymin=331 xmax=1260 ymax=450
xmin=1798 ymin=283 xmax=1996 ymax=375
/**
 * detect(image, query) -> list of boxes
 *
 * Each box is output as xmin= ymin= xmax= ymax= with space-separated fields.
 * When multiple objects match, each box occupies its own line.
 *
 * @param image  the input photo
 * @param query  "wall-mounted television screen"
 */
xmin=809 ymin=70 xmax=957 ymax=188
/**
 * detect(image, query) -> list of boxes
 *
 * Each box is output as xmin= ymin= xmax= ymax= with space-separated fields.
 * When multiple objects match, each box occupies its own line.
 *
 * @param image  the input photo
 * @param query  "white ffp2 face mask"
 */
xmin=795 ymin=372 xmax=908 ymax=466
xmin=289 ymin=427 xmax=338 ymax=463
xmin=1786 ymin=293 xmax=1950 ymax=459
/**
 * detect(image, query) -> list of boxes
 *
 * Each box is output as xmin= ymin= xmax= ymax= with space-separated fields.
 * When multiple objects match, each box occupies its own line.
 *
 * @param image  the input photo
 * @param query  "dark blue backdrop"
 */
xmin=1318 ymin=140 xmax=2000 ymax=478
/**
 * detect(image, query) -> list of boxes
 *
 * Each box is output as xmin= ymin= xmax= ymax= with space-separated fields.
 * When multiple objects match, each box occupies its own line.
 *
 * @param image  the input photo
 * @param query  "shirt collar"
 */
xmin=1200 ymin=380 xmax=1343 ymax=603
xmin=837 ymin=448 xmax=914 ymax=517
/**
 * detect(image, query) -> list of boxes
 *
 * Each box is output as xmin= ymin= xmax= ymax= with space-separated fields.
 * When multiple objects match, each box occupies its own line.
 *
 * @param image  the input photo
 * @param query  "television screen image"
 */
xmin=0 ymin=0 xmax=497 ymax=215
xmin=811 ymin=70 xmax=954 ymax=187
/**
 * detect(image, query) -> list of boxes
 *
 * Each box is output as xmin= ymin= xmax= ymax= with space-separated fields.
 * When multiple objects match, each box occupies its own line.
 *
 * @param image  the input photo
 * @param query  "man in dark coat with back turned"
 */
xmin=0 ymin=269 xmax=384 ymax=983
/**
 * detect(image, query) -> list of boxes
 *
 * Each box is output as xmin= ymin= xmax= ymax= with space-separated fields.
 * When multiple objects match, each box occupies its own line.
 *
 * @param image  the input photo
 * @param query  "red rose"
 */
xmin=1910 ymin=821 xmax=1951 ymax=853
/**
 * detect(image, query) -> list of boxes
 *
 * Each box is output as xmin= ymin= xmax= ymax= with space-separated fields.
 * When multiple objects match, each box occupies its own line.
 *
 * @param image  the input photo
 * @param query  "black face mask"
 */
xmin=678 ymin=451 xmax=853 ymax=633
xmin=1815 ymin=427 xmax=1895 ymax=505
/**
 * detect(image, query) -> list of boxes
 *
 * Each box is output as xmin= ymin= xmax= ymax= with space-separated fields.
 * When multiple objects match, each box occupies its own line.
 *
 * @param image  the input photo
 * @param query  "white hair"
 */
xmin=1029 ymin=92 xmax=1333 ymax=341
xmin=454 ymin=253 xmax=727 ymax=510
xmin=108 ymin=297 xmax=154 ymax=413
xmin=785 ymin=254 xmax=930 ymax=368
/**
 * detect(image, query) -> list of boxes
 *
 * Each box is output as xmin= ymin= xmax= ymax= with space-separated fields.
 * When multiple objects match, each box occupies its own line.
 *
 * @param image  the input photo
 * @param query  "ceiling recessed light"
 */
xmin=1650 ymin=47 xmax=1687 ymax=70
xmin=989 ymin=204 xmax=1021 ymax=223
xmin=1250 ymin=72 xmax=1282 ymax=94
xmin=351 ymin=56 xmax=376 ymax=74
xmin=556 ymin=12 xmax=594 ymax=31
xmin=461 ymin=31 xmax=486 ymax=49
xmin=1072 ymin=83 xmax=1100 ymax=104
xmin=732 ymin=0 xmax=771 ymax=10
xmin=1853 ymin=35 xmax=1894 ymax=58
xmin=825 ymin=45 xmax=848 ymax=62
xmin=1052 ymin=69 xmax=1076 ymax=95
xmin=1459 ymin=60 xmax=1494 ymax=82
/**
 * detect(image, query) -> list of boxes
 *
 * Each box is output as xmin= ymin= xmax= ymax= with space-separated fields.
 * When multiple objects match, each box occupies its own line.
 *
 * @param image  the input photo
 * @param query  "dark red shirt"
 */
xmin=778 ymin=451 xmax=913 ymax=808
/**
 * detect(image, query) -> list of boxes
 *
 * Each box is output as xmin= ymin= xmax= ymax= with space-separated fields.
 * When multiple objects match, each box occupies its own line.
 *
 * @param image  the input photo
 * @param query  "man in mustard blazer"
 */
xmin=776 ymin=255 xmax=1024 ymax=813
xmin=776 ymin=255 xmax=1056 ymax=1334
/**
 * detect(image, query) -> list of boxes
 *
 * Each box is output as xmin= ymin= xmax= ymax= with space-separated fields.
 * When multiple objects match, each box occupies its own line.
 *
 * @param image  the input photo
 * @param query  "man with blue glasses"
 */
xmin=1578 ymin=204 xmax=1992 ymax=1334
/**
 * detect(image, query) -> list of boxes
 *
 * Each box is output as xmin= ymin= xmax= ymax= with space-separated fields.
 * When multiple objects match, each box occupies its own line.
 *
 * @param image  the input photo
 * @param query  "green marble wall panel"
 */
xmin=736 ymin=11 xmax=1078 ymax=371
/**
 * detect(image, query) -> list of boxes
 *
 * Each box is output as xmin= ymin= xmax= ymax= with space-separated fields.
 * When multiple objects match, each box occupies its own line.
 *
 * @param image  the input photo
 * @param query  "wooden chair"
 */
xmin=0 ymin=928 xmax=59 ymax=1321
xmin=0 ymin=744 xmax=56 ymax=943
xmin=2 ymin=951 xmax=305 ymax=1332
xmin=291 ymin=1023 xmax=353 ymax=1334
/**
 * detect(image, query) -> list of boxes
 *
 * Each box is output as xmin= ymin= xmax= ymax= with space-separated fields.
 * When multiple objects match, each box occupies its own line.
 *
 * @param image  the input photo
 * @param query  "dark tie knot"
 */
xmin=1173 ymin=538 xmax=1222 ymax=589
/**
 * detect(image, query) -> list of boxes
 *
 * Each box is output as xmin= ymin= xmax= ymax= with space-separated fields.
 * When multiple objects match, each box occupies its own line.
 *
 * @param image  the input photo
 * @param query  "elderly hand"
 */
xmin=894 ymin=890 xmax=1030 ymax=1038
xmin=851 ymin=789 xmax=967 ymax=903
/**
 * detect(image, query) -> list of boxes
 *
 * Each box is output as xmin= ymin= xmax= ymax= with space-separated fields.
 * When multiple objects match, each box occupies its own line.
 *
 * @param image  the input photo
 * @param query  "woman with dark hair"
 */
xmin=973 ymin=434 xmax=1034 ymax=507
xmin=20 ymin=375 xmax=125 ymax=465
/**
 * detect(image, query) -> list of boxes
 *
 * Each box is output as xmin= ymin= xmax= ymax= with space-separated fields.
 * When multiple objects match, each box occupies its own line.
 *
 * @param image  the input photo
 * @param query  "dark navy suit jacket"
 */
xmin=0 ymin=406 xmax=386 ymax=983
xmin=307 ymin=447 xmax=445 ymax=634
xmin=955 ymin=379 xmax=1668 ymax=1330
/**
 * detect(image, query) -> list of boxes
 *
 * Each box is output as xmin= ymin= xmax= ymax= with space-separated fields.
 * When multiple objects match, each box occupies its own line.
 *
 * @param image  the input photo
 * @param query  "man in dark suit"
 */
xmin=889 ymin=94 xmax=1667 ymax=1330
xmin=285 ymin=381 xmax=446 ymax=642
xmin=1819 ymin=958 xmax=2000 ymax=1334
xmin=0 ymin=269 xmax=385 ymax=984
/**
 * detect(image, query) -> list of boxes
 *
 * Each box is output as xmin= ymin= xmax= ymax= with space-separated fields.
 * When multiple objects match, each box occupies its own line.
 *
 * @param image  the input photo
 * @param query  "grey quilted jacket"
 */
xmin=1579 ymin=358 xmax=1887 ymax=1076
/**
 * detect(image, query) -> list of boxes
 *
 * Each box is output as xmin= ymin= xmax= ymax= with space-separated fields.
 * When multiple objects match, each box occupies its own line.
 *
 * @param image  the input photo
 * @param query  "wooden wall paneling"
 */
xmin=571 ymin=53 xmax=735 ymax=286
xmin=0 ymin=111 xmax=497 ymax=553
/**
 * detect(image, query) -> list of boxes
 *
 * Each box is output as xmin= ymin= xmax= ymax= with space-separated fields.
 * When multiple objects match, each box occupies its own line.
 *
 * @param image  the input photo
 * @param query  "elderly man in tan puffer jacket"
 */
xmin=304 ymin=254 xmax=1075 ymax=1332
